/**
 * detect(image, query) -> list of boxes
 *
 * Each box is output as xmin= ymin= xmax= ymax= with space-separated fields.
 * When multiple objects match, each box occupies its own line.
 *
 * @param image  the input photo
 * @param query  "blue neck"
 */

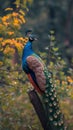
xmin=22 ymin=41 xmax=34 ymax=59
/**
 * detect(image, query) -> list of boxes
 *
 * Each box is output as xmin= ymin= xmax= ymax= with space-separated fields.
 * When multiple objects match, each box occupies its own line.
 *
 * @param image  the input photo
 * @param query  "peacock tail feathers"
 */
xmin=42 ymin=67 xmax=66 ymax=130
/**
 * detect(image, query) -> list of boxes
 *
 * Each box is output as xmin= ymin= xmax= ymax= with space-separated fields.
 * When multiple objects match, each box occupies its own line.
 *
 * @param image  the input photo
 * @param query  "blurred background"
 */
xmin=0 ymin=0 xmax=73 ymax=67
xmin=0 ymin=0 xmax=73 ymax=130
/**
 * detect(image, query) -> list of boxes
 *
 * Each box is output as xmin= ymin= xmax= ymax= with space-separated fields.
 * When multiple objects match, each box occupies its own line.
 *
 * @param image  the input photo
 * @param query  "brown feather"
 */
xmin=27 ymin=56 xmax=46 ymax=91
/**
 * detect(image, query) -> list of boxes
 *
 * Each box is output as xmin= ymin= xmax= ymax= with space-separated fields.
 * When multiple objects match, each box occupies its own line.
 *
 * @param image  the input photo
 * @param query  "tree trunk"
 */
xmin=12 ymin=47 xmax=20 ymax=65
xmin=28 ymin=89 xmax=52 ymax=130
xmin=64 ymin=0 xmax=73 ymax=46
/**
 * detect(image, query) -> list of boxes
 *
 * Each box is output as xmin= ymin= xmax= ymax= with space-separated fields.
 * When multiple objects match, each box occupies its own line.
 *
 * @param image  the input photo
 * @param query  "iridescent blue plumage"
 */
xmin=22 ymin=41 xmax=34 ymax=73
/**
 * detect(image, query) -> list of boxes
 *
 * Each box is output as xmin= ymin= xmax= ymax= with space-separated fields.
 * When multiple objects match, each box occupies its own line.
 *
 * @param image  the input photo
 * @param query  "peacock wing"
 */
xmin=26 ymin=55 xmax=46 ymax=91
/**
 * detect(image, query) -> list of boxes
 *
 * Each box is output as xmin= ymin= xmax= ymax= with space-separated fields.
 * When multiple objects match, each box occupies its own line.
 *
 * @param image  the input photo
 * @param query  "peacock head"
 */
xmin=25 ymin=30 xmax=37 ymax=42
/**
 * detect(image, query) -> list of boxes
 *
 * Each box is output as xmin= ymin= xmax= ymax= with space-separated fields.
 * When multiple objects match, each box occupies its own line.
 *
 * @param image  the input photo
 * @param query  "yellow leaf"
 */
xmin=0 ymin=24 xmax=3 ymax=28
xmin=0 ymin=61 xmax=3 ymax=66
xmin=5 ymin=8 xmax=13 ymax=11
xmin=2 ymin=15 xmax=10 ymax=22
xmin=12 ymin=12 xmax=18 ymax=17
xmin=13 ymin=18 xmax=19 ymax=26
xmin=0 ymin=37 xmax=3 ymax=41
xmin=4 ymin=47 xmax=15 ymax=54
xmin=67 ymin=76 xmax=73 ymax=83
xmin=7 ymin=31 xmax=14 ymax=35
xmin=19 ymin=10 xmax=25 ymax=15
xmin=19 ymin=15 xmax=26 ymax=23
xmin=3 ymin=21 xmax=10 ymax=26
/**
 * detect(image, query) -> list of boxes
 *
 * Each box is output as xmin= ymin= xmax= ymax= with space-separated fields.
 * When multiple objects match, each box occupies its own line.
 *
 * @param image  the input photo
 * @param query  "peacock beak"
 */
xmin=34 ymin=37 xmax=38 ymax=41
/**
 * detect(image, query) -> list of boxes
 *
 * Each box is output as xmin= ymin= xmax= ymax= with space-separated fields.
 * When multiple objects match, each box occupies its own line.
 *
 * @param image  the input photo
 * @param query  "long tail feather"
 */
xmin=42 ymin=67 xmax=66 ymax=130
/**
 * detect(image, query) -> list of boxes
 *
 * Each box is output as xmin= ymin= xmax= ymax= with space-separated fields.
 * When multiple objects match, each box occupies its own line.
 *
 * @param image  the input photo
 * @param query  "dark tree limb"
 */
xmin=65 ymin=0 xmax=73 ymax=44
xmin=28 ymin=89 xmax=50 ymax=130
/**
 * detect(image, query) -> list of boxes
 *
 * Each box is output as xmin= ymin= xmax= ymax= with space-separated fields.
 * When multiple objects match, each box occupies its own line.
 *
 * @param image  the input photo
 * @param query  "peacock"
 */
xmin=22 ymin=30 xmax=66 ymax=130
